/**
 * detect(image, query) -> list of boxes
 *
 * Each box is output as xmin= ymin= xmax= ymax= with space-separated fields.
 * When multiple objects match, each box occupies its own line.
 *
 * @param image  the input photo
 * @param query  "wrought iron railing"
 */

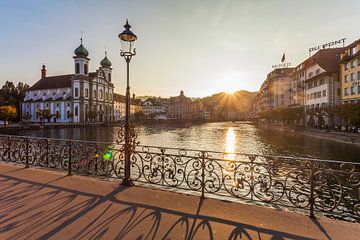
xmin=0 ymin=134 xmax=359 ymax=222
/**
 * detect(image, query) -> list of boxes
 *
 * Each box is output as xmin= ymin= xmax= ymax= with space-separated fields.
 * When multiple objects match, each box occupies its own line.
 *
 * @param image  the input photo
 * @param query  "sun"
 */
xmin=225 ymin=90 xmax=235 ymax=95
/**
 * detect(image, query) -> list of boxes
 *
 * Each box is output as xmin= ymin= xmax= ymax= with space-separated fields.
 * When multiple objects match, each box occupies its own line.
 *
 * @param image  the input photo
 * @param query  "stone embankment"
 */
xmin=258 ymin=123 xmax=360 ymax=146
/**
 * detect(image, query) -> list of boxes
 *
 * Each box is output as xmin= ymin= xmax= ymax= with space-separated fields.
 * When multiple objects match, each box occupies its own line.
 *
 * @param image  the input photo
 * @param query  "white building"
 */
xmin=303 ymin=48 xmax=344 ymax=126
xmin=142 ymin=98 xmax=167 ymax=116
xmin=22 ymin=39 xmax=115 ymax=123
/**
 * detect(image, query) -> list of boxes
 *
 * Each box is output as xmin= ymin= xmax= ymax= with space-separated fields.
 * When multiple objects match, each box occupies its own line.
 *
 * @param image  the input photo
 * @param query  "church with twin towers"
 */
xmin=22 ymin=39 xmax=116 ymax=123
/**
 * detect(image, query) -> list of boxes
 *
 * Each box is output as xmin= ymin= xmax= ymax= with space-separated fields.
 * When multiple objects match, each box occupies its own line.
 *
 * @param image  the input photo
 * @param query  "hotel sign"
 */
xmin=272 ymin=62 xmax=291 ymax=68
xmin=309 ymin=38 xmax=346 ymax=55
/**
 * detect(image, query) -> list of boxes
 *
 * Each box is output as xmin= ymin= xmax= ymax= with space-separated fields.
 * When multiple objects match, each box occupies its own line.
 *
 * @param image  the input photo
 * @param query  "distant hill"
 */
xmin=136 ymin=90 xmax=258 ymax=113
xmin=201 ymin=90 xmax=257 ymax=113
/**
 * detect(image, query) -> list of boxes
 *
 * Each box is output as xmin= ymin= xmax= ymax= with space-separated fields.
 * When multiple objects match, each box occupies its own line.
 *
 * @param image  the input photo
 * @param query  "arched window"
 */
xmin=99 ymin=90 xmax=103 ymax=99
xmin=75 ymin=88 xmax=79 ymax=97
xmin=75 ymin=63 xmax=80 ymax=74
xmin=84 ymin=64 xmax=88 ymax=75
xmin=85 ymin=88 xmax=89 ymax=98
xmin=75 ymin=106 xmax=78 ymax=116
xmin=93 ymin=90 xmax=97 ymax=99
xmin=108 ymin=73 xmax=111 ymax=81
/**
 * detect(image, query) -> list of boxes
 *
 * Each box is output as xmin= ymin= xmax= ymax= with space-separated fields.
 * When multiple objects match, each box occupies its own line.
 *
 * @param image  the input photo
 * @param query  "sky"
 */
xmin=0 ymin=0 xmax=360 ymax=98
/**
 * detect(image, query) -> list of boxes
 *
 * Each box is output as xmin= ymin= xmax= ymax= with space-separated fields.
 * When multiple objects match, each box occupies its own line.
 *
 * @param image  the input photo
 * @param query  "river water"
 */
xmin=8 ymin=121 xmax=360 ymax=161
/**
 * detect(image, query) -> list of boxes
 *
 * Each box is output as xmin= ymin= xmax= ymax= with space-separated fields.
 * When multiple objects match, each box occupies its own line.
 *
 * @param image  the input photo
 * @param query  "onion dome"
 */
xmin=100 ymin=52 xmax=112 ymax=68
xmin=74 ymin=38 xmax=89 ymax=57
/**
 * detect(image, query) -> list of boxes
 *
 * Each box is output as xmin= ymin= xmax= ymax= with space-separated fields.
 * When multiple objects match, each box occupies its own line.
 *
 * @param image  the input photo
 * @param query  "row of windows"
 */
xmin=344 ymin=72 xmax=360 ymax=82
xmin=344 ymin=86 xmax=360 ymax=96
xmin=306 ymin=103 xmax=328 ymax=110
xmin=307 ymin=90 xmax=326 ymax=100
xmin=74 ymin=87 xmax=112 ymax=101
xmin=344 ymin=59 xmax=360 ymax=70
xmin=307 ymin=78 xmax=327 ymax=89
xmin=75 ymin=63 xmax=88 ymax=75
xmin=31 ymin=102 xmax=71 ymax=108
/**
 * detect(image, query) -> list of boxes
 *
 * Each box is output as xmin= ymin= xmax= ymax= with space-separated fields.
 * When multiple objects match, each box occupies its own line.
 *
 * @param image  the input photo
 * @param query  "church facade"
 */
xmin=22 ymin=39 xmax=115 ymax=123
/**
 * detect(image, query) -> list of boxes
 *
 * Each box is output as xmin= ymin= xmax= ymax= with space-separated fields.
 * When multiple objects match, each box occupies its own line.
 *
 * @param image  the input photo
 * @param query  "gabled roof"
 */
xmin=307 ymin=48 xmax=344 ymax=73
xmin=314 ymin=48 xmax=344 ymax=72
xmin=113 ymin=93 xmax=126 ymax=102
xmin=28 ymin=74 xmax=73 ymax=91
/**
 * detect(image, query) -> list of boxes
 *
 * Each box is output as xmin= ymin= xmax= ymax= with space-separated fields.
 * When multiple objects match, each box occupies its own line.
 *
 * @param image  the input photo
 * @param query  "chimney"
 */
xmin=41 ymin=65 xmax=46 ymax=79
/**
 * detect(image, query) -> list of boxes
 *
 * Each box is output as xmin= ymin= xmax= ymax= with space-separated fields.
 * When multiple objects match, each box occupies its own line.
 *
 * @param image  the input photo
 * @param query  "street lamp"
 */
xmin=118 ymin=19 xmax=137 ymax=186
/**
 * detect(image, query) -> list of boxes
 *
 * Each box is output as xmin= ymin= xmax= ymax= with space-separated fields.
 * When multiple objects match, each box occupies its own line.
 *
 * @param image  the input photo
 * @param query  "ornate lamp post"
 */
xmin=118 ymin=19 xmax=137 ymax=186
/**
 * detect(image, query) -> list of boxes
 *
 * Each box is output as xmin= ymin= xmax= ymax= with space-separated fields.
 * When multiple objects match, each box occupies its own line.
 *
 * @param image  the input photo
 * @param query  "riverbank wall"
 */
xmin=257 ymin=123 xmax=360 ymax=146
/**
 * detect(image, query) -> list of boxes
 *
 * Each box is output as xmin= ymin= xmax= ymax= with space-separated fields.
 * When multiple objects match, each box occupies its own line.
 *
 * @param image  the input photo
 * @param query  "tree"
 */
xmin=0 ymin=106 xmax=17 ymax=125
xmin=0 ymin=81 xmax=29 ymax=122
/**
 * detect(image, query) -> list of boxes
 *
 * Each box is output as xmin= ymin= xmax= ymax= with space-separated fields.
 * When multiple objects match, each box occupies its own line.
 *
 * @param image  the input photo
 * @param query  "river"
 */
xmin=7 ymin=121 xmax=360 ymax=161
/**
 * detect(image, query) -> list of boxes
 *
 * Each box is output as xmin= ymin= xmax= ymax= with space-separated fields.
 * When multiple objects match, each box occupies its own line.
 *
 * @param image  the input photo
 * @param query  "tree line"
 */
xmin=0 ymin=81 xmax=29 ymax=123
xmin=258 ymin=104 xmax=360 ymax=128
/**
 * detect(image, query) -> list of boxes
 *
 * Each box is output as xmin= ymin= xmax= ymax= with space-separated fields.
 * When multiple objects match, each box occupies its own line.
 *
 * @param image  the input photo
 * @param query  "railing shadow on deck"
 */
xmin=0 ymin=134 xmax=359 ymax=223
xmin=0 ymin=172 xmax=319 ymax=240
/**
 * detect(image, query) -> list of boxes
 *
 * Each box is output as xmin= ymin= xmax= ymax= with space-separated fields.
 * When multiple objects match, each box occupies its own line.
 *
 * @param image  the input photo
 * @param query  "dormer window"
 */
xmin=351 ymin=47 xmax=357 ymax=56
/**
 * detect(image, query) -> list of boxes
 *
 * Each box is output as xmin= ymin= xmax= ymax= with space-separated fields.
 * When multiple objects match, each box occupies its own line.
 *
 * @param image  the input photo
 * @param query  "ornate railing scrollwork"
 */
xmin=0 ymin=134 xmax=359 ymax=222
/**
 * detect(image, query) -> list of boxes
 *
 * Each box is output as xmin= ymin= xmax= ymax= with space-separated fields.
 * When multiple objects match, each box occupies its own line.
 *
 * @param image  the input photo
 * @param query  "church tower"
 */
xmin=72 ymin=38 xmax=90 ymax=123
xmin=100 ymin=51 xmax=112 ymax=82
xmin=73 ymin=38 xmax=90 ymax=76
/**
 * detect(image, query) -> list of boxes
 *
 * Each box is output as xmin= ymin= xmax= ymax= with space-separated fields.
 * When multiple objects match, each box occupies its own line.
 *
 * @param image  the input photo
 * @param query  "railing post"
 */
xmin=95 ymin=148 xmax=98 ymax=175
xmin=68 ymin=141 xmax=72 ymax=176
xmin=46 ymin=139 xmax=49 ymax=166
xmin=309 ymin=162 xmax=315 ymax=218
xmin=7 ymin=136 xmax=11 ymax=161
xmin=201 ymin=151 xmax=205 ymax=199
xmin=25 ymin=138 xmax=29 ymax=168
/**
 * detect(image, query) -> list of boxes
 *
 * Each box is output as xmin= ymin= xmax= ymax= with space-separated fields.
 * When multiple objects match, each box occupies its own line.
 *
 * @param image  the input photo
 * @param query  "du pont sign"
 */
xmin=309 ymin=38 xmax=346 ymax=55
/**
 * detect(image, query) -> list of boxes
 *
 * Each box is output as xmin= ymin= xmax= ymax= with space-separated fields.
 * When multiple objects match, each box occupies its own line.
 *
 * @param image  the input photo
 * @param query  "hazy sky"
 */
xmin=1 ymin=0 xmax=359 ymax=97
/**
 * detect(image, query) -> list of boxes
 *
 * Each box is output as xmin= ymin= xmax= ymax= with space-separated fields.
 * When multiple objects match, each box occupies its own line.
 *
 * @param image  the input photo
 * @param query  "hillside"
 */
xmin=201 ymin=90 xmax=257 ymax=113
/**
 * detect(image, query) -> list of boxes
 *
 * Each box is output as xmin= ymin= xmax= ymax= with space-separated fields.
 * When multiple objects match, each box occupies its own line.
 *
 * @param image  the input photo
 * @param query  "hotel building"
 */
xmin=339 ymin=39 xmax=360 ymax=104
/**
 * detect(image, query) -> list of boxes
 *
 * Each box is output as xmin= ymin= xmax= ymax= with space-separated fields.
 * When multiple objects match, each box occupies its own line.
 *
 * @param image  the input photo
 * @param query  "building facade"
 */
xmin=22 ymin=40 xmax=114 ymax=123
xmin=339 ymin=39 xmax=360 ymax=104
xmin=302 ymin=48 xmax=344 ymax=126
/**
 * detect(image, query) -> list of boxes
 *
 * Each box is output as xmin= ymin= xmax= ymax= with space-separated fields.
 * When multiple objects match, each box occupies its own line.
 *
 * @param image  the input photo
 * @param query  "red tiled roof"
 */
xmin=313 ymin=48 xmax=344 ymax=72
xmin=28 ymin=74 xmax=73 ymax=91
xmin=113 ymin=93 xmax=126 ymax=102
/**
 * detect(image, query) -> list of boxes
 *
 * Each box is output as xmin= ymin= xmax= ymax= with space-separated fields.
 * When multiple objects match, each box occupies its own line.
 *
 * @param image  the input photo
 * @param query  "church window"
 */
xmin=108 ymin=73 xmax=111 ymax=81
xmin=75 ymin=106 xmax=78 ymax=116
xmin=85 ymin=88 xmax=89 ymax=98
xmin=99 ymin=90 xmax=103 ymax=99
xmin=84 ymin=64 xmax=88 ymax=75
xmin=75 ymin=88 xmax=79 ymax=97
xmin=67 ymin=111 xmax=70 ymax=118
xmin=75 ymin=63 xmax=80 ymax=74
